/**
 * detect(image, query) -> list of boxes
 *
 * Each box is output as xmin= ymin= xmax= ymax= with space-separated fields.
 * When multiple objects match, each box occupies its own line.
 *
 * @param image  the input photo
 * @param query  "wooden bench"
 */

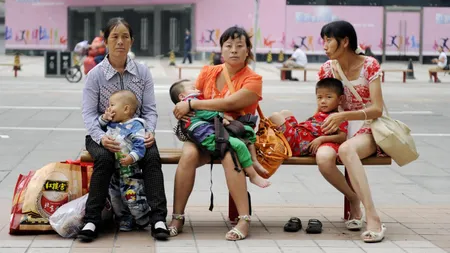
xmin=381 ymin=69 xmax=413 ymax=83
xmin=176 ymin=65 xmax=205 ymax=79
xmin=80 ymin=149 xmax=391 ymax=222
xmin=277 ymin=67 xmax=320 ymax=82
xmin=431 ymin=68 xmax=450 ymax=82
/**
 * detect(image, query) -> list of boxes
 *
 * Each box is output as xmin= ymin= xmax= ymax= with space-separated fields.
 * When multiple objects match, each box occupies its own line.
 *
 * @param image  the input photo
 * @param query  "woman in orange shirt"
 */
xmin=171 ymin=26 xmax=262 ymax=241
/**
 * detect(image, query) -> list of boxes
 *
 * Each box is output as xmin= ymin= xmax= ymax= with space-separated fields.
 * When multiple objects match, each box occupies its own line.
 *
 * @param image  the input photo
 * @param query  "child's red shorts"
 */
xmin=281 ymin=116 xmax=340 ymax=157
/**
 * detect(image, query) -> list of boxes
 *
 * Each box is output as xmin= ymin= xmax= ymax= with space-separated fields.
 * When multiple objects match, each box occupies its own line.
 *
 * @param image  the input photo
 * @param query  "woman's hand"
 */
xmin=101 ymin=135 xmax=121 ymax=153
xmin=144 ymin=132 xmax=155 ymax=148
xmin=322 ymin=112 xmax=346 ymax=135
xmin=173 ymin=101 xmax=190 ymax=120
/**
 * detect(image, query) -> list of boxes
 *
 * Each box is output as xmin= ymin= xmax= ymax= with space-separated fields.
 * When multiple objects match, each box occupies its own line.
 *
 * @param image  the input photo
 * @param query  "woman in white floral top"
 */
xmin=316 ymin=20 xmax=386 ymax=243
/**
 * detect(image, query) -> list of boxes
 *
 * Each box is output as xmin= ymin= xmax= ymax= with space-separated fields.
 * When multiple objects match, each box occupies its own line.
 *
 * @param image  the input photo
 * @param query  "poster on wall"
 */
xmin=285 ymin=6 xmax=383 ymax=55
xmin=385 ymin=12 xmax=421 ymax=56
xmin=423 ymin=7 xmax=450 ymax=56
xmin=5 ymin=0 xmax=68 ymax=50
xmin=195 ymin=0 xmax=286 ymax=53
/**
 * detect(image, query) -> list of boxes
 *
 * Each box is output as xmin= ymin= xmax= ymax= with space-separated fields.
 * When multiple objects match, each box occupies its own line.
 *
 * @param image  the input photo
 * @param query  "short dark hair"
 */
xmin=169 ymin=79 xmax=190 ymax=104
xmin=104 ymin=17 xmax=134 ymax=42
xmin=219 ymin=26 xmax=254 ymax=64
xmin=110 ymin=90 xmax=139 ymax=114
xmin=316 ymin=78 xmax=344 ymax=96
xmin=320 ymin=20 xmax=358 ymax=53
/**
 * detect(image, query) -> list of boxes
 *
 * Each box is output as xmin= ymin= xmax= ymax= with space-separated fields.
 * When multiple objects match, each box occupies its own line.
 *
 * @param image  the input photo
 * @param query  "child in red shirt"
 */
xmin=269 ymin=78 xmax=348 ymax=156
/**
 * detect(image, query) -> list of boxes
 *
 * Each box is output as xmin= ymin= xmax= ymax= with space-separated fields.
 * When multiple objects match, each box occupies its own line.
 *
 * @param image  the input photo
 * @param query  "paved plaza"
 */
xmin=0 ymin=55 xmax=450 ymax=252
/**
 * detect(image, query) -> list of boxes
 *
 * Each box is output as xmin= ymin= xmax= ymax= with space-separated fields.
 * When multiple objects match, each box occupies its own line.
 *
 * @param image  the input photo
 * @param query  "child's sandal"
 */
xmin=168 ymin=214 xmax=185 ymax=237
xmin=226 ymin=215 xmax=251 ymax=241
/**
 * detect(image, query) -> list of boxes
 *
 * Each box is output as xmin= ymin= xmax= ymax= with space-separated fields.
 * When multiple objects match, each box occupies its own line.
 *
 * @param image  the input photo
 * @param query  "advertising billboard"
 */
xmin=423 ymin=7 xmax=450 ymax=55
xmin=284 ymin=5 xmax=383 ymax=54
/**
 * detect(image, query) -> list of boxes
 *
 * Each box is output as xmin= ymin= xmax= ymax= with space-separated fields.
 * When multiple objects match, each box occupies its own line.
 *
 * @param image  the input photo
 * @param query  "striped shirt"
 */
xmin=82 ymin=55 xmax=158 ymax=145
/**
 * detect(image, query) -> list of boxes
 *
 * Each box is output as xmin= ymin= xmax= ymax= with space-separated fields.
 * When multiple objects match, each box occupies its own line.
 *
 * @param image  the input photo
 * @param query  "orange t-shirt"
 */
xmin=195 ymin=64 xmax=262 ymax=119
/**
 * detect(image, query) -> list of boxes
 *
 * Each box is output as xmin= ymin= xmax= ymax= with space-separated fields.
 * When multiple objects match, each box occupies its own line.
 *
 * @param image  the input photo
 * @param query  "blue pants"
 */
xmin=182 ymin=51 xmax=192 ymax=64
xmin=109 ymin=163 xmax=150 ymax=227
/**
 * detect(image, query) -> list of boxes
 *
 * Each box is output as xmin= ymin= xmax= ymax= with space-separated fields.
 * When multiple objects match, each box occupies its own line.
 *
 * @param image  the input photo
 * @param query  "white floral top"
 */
xmin=317 ymin=57 xmax=385 ymax=156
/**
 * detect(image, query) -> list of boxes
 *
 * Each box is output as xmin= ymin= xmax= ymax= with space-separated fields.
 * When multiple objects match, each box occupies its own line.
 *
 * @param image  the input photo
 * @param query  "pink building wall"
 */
xmin=195 ymin=0 xmax=286 ymax=53
xmin=4 ymin=0 xmax=450 ymax=56
xmin=4 ymin=0 xmax=196 ymax=50
xmin=285 ymin=6 xmax=383 ymax=55
xmin=5 ymin=0 xmax=68 ymax=50
xmin=385 ymin=12 xmax=421 ymax=56
xmin=423 ymin=7 xmax=450 ymax=55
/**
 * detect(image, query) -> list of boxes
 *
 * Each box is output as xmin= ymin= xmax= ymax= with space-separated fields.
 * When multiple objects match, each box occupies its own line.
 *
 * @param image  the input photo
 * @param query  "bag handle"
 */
xmin=222 ymin=64 xmax=265 ymax=118
xmin=333 ymin=60 xmax=389 ymax=117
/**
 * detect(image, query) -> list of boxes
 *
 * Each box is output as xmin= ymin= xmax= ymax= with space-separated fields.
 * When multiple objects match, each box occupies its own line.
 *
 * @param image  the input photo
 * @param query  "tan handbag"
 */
xmin=222 ymin=65 xmax=292 ymax=178
xmin=334 ymin=60 xmax=419 ymax=167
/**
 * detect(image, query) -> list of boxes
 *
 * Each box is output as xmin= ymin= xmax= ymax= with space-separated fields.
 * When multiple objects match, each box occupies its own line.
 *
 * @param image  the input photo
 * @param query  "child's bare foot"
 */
xmin=252 ymin=161 xmax=269 ymax=177
xmin=249 ymin=174 xmax=271 ymax=188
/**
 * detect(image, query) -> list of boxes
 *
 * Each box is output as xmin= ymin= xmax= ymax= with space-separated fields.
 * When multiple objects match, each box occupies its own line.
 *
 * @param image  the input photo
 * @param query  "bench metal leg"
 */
xmin=344 ymin=167 xmax=353 ymax=220
xmin=178 ymin=68 xmax=182 ymax=79
xmin=281 ymin=70 xmax=286 ymax=80
xmin=381 ymin=71 xmax=385 ymax=83
xmin=432 ymin=73 xmax=438 ymax=83
xmin=403 ymin=72 xmax=406 ymax=83
xmin=304 ymin=70 xmax=307 ymax=81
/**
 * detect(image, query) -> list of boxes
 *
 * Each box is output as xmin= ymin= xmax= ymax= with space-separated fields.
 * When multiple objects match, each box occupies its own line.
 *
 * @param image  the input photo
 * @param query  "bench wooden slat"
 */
xmin=0 ymin=63 xmax=23 ymax=66
xmin=381 ymin=69 xmax=413 ymax=83
xmin=80 ymin=149 xmax=391 ymax=166
xmin=381 ymin=69 xmax=412 ymax=72
xmin=276 ymin=67 xmax=320 ymax=71
xmin=176 ymin=65 xmax=204 ymax=69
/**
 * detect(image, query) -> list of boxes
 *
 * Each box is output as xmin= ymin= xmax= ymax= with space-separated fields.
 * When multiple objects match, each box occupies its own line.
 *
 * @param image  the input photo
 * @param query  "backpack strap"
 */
xmin=209 ymin=115 xmax=241 ymax=212
xmin=214 ymin=116 xmax=241 ymax=173
xmin=225 ymin=120 xmax=247 ymax=138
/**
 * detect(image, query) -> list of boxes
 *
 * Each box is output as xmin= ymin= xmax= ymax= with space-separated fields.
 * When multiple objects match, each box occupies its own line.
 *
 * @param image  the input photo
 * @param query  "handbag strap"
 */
xmin=222 ymin=64 xmax=265 ymax=118
xmin=333 ymin=60 xmax=389 ymax=117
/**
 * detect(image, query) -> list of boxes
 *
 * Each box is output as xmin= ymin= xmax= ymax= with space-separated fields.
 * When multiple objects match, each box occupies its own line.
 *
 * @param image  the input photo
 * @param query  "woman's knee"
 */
xmin=269 ymin=112 xmax=284 ymax=126
xmin=280 ymin=110 xmax=293 ymax=118
xmin=338 ymin=142 xmax=356 ymax=159
xmin=315 ymin=147 xmax=338 ymax=174
xmin=141 ymin=143 xmax=161 ymax=164
xmin=178 ymin=142 xmax=207 ymax=169
xmin=92 ymin=149 xmax=115 ymax=166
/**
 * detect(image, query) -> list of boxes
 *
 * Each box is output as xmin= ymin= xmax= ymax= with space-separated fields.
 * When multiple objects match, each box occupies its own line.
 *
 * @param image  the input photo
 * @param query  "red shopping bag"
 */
xmin=9 ymin=161 xmax=93 ymax=235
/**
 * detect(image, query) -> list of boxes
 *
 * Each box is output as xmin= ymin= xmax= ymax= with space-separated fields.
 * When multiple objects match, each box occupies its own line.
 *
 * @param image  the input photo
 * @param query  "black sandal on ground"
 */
xmin=305 ymin=219 xmax=323 ymax=234
xmin=283 ymin=217 xmax=302 ymax=232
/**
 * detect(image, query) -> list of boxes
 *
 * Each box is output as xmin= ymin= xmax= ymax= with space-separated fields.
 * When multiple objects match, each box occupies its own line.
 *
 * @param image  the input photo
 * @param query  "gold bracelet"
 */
xmin=360 ymin=109 xmax=367 ymax=121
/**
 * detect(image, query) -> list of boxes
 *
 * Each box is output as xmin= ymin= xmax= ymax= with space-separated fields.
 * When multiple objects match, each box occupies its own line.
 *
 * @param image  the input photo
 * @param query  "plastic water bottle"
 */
xmin=115 ymin=152 xmax=132 ymax=178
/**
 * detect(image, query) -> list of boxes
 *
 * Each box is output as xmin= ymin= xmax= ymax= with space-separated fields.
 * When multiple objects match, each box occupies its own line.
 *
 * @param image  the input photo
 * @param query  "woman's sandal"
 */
xmin=284 ymin=217 xmax=302 ymax=232
xmin=361 ymin=224 xmax=386 ymax=243
xmin=345 ymin=211 xmax=364 ymax=231
xmin=225 ymin=215 xmax=250 ymax=241
xmin=168 ymin=214 xmax=185 ymax=237
xmin=305 ymin=219 xmax=323 ymax=234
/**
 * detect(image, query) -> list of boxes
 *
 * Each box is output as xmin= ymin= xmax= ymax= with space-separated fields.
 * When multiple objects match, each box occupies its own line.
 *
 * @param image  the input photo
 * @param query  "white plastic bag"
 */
xmin=49 ymin=194 xmax=88 ymax=238
xmin=74 ymin=40 xmax=89 ymax=55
